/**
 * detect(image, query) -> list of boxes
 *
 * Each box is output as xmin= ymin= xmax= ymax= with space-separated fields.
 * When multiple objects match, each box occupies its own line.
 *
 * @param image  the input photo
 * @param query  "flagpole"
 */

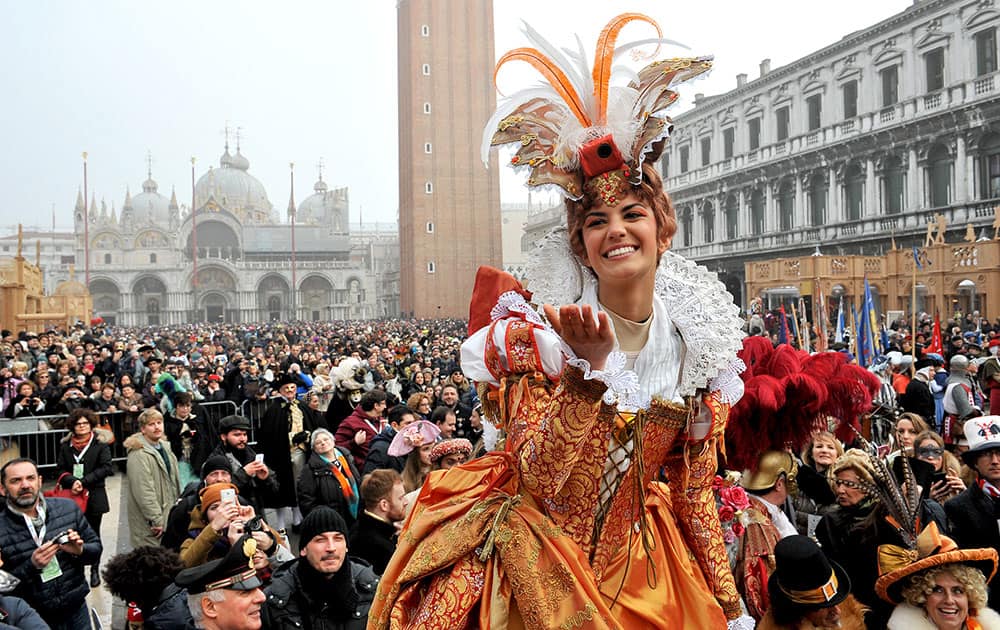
xmin=911 ymin=253 xmax=918 ymax=368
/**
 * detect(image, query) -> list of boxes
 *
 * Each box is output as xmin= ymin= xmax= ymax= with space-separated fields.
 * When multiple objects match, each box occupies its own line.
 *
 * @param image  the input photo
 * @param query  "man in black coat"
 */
xmin=898 ymin=359 xmax=936 ymax=425
xmin=0 ymin=458 xmax=102 ymax=629
xmin=210 ymin=415 xmax=279 ymax=512
xmin=349 ymin=469 xmax=404 ymax=575
xmin=263 ymin=507 xmax=377 ymax=630
xmin=945 ymin=415 xmax=1000 ymax=611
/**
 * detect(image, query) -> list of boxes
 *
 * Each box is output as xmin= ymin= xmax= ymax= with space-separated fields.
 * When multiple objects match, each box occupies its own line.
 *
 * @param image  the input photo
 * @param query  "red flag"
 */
xmin=926 ymin=312 xmax=944 ymax=354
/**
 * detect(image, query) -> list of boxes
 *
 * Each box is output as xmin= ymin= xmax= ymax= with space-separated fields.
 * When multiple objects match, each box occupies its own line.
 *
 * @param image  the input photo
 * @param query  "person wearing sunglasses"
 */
xmin=914 ymin=430 xmax=966 ymax=504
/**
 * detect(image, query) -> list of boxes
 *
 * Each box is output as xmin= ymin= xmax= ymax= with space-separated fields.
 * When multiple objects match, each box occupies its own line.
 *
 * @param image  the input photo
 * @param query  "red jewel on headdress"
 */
xmin=511 ymin=156 xmax=520 ymax=164
xmin=608 ymin=196 xmax=616 ymax=204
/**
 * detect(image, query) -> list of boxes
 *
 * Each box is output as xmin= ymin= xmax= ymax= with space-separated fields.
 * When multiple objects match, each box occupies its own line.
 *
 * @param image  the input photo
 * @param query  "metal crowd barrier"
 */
xmin=0 ymin=400 xmax=240 ymax=472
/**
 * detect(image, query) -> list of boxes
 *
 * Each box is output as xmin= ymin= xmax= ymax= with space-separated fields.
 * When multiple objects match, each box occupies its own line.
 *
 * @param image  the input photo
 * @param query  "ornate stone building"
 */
xmin=663 ymin=0 xmax=1000 ymax=310
xmin=76 ymin=143 xmax=399 ymax=326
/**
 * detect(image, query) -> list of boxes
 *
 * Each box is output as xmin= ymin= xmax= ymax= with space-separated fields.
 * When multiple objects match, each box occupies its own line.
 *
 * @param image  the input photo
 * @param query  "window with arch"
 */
xmin=750 ymin=189 xmax=765 ymax=235
xmin=422 ymin=63 xmax=430 ymax=76
xmin=426 ymin=221 xmax=434 ymax=233
xmin=845 ymin=163 xmax=865 ymax=221
xmin=842 ymin=80 xmax=858 ymax=119
xmin=976 ymin=28 xmax=997 ymax=76
xmin=809 ymin=173 xmax=828 ymax=226
xmin=925 ymin=47 xmax=945 ymax=92
xmin=424 ymin=182 xmax=433 ymax=194
xmin=421 ymin=24 xmax=430 ymax=37
xmin=680 ymin=208 xmax=693 ymax=247
xmin=776 ymin=106 xmax=790 ymax=141
xmin=427 ymin=261 xmax=436 ymax=273
xmin=979 ymin=133 xmax=1000 ymax=199
xmin=778 ymin=179 xmax=795 ymax=231
xmin=702 ymin=203 xmax=715 ymax=243
xmin=927 ymin=144 xmax=952 ymax=207
xmin=150 ymin=253 xmax=157 ymax=264
xmin=807 ymin=94 xmax=822 ymax=131
xmin=103 ymin=253 xmax=111 ymax=264
xmin=423 ymin=102 xmax=431 ymax=114
xmin=881 ymin=65 xmax=899 ymax=107
xmin=424 ymin=143 xmax=432 ymax=154
xmin=724 ymin=194 xmax=739 ymax=240
xmin=881 ymin=155 xmax=905 ymax=214
xmin=748 ymin=118 xmax=761 ymax=150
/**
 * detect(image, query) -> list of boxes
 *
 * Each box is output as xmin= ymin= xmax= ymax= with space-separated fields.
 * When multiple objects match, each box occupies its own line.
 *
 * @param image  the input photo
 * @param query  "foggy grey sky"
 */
xmin=0 ymin=1 xmax=910 ymax=232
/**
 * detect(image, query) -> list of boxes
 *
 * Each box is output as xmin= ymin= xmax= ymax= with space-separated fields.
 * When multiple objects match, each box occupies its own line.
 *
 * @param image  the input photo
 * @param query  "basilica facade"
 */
xmin=76 ymin=144 xmax=399 ymax=325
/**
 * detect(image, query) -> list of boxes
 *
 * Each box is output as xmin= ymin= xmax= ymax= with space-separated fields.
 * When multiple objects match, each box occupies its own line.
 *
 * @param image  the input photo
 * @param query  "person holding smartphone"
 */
xmin=4 ymin=381 xmax=45 ymax=418
xmin=914 ymin=430 xmax=966 ymax=503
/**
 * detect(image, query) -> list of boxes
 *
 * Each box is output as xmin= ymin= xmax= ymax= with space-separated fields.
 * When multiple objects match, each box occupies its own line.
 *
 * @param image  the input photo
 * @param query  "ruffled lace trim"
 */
xmin=655 ymin=251 xmax=746 ymax=397
xmin=526 ymin=233 xmax=746 ymax=398
xmin=490 ymin=290 xmax=546 ymax=327
xmin=709 ymin=357 xmax=746 ymax=406
xmin=727 ymin=614 xmax=755 ymax=630
xmin=561 ymin=342 xmax=642 ymax=407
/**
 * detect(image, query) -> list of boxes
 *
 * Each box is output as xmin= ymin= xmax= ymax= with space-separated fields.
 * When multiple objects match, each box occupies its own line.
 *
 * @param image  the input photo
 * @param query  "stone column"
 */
xmin=715 ymin=196 xmax=726 ymax=242
xmin=908 ymin=147 xmax=920 ymax=209
xmin=828 ymin=166 xmax=838 ymax=224
xmin=955 ymin=135 xmax=967 ymax=204
xmin=766 ymin=184 xmax=775 ymax=233
xmin=865 ymin=158 xmax=877 ymax=217
xmin=738 ymin=188 xmax=749 ymax=237
xmin=795 ymin=174 xmax=805 ymax=228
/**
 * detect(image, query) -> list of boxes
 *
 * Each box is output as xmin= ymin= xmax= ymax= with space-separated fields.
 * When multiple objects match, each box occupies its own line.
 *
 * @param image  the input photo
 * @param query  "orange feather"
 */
xmin=592 ymin=13 xmax=661 ymax=124
xmin=495 ymin=47 xmax=590 ymax=127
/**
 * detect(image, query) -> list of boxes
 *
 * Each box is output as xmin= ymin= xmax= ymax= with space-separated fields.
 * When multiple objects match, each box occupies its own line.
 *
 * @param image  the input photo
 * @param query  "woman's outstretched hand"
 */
xmin=544 ymin=304 xmax=614 ymax=372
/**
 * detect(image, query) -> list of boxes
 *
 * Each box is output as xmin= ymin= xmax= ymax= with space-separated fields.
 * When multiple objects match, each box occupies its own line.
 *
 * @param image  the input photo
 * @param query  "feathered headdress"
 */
xmin=725 ymin=337 xmax=881 ymax=471
xmin=484 ymin=13 xmax=711 ymax=205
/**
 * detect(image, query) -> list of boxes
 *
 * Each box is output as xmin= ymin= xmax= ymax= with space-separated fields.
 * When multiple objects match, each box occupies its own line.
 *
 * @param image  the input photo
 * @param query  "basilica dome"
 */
xmin=195 ymin=145 xmax=274 ymax=224
xmin=128 ymin=176 xmax=172 ymax=226
xmin=297 ymin=177 xmax=348 ymax=229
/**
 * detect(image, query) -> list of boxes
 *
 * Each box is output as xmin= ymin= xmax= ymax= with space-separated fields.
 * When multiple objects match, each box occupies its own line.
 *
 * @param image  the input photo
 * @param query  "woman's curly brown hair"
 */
xmin=901 ymin=564 xmax=989 ymax=614
xmin=565 ymin=162 xmax=677 ymax=262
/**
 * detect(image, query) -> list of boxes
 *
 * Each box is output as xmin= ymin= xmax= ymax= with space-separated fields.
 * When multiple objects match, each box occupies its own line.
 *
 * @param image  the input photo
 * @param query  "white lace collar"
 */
xmin=525 ymin=229 xmax=745 ymax=399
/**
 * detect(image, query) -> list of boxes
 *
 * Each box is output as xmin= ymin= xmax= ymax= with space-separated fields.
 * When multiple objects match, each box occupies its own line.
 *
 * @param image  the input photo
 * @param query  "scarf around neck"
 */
xmin=321 ymin=450 xmax=359 ymax=519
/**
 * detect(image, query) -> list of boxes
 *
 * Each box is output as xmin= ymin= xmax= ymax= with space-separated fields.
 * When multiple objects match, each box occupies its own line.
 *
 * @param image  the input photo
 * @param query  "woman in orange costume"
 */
xmin=369 ymin=14 xmax=751 ymax=630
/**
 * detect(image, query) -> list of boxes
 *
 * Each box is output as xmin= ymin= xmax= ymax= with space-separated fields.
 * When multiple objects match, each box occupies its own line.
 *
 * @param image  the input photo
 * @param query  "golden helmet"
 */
xmin=741 ymin=450 xmax=799 ymax=492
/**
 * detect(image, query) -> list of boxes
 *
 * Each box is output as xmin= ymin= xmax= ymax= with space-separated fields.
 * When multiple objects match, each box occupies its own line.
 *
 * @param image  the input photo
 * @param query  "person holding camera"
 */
xmin=3 ymin=381 xmax=45 ymax=418
xmin=56 ymin=408 xmax=114 ymax=588
xmin=0 ymin=458 xmax=102 ymax=629
xmin=179 ymin=483 xmax=290 ymax=572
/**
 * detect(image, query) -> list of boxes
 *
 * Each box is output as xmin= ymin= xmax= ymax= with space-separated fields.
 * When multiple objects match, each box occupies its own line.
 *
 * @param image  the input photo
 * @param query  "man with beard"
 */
xmin=175 ymin=534 xmax=266 ymax=630
xmin=262 ymin=507 xmax=376 ymax=629
xmin=0 ymin=458 xmax=102 ymax=629
xmin=349 ymin=469 xmax=405 ymax=574
xmin=210 ymin=415 xmax=278 ymax=512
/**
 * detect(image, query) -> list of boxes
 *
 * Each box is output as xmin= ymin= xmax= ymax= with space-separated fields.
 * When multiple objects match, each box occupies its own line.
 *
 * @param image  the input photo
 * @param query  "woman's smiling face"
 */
xmin=580 ymin=193 xmax=663 ymax=287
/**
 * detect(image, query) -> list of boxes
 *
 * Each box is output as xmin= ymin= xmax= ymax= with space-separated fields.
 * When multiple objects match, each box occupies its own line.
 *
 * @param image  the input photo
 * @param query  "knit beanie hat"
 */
xmin=201 ymin=455 xmax=231 ymax=479
xmin=299 ymin=506 xmax=348 ymax=546
xmin=199 ymin=482 xmax=239 ymax=513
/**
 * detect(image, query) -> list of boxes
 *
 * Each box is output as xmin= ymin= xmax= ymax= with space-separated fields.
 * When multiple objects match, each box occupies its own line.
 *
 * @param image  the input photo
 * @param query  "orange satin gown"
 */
xmin=368 ymin=330 xmax=737 ymax=630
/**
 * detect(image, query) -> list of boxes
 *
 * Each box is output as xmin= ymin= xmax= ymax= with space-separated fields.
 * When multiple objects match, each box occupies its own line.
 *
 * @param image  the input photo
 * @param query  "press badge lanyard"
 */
xmin=21 ymin=504 xmax=46 ymax=547
xmin=71 ymin=435 xmax=94 ymax=479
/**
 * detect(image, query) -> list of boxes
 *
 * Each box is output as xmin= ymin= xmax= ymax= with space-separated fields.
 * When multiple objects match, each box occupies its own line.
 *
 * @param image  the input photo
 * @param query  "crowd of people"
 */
xmin=6 ymin=10 xmax=1000 ymax=629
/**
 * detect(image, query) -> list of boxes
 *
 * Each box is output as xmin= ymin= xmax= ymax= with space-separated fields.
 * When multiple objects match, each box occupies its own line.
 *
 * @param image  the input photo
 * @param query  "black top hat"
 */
xmin=768 ymin=535 xmax=851 ymax=613
xmin=272 ymin=373 xmax=298 ymax=389
xmin=144 ymin=356 xmax=162 ymax=367
xmin=137 ymin=345 xmax=155 ymax=353
xmin=914 ymin=358 xmax=936 ymax=371
xmin=174 ymin=534 xmax=262 ymax=594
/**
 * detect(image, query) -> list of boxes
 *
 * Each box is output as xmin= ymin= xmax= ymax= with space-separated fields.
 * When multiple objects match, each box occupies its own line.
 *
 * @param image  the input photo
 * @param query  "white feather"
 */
xmin=612 ymin=37 xmax=693 ymax=60
xmin=520 ymin=20 xmax=591 ymax=120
